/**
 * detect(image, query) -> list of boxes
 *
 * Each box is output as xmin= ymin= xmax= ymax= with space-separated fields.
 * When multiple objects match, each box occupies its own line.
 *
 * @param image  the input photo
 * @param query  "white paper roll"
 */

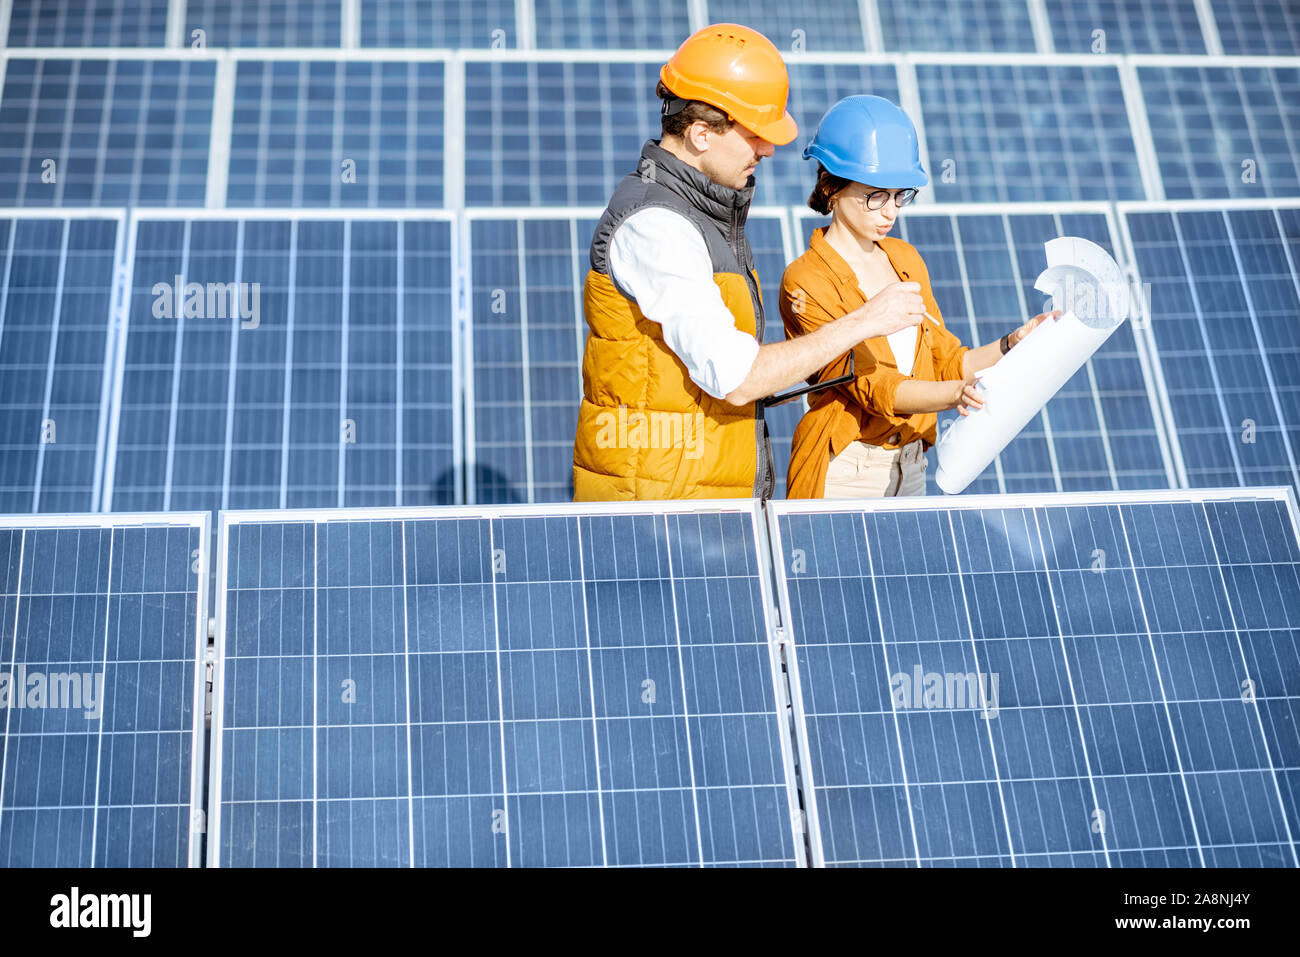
xmin=934 ymin=237 xmax=1130 ymax=495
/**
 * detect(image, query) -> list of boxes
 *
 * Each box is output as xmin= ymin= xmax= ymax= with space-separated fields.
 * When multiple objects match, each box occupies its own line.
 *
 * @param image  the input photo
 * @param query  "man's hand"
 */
xmin=1008 ymin=309 xmax=1062 ymax=348
xmin=854 ymin=282 xmax=925 ymax=339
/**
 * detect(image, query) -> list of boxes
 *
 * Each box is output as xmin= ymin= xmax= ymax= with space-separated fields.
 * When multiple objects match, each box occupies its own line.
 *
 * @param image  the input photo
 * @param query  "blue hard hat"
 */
xmin=803 ymin=95 xmax=928 ymax=189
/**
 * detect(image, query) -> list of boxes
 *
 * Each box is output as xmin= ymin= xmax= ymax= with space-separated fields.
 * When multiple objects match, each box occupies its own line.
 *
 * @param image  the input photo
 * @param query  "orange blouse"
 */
xmin=778 ymin=227 xmax=968 ymax=499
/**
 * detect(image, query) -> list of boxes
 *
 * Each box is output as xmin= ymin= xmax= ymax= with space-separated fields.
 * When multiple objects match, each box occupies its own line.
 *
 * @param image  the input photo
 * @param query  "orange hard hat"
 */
xmin=660 ymin=23 xmax=798 ymax=146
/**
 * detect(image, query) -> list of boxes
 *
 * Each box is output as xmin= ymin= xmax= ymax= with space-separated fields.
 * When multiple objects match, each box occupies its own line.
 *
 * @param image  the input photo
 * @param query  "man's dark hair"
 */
xmin=808 ymin=163 xmax=852 ymax=215
xmin=657 ymin=80 xmax=734 ymax=138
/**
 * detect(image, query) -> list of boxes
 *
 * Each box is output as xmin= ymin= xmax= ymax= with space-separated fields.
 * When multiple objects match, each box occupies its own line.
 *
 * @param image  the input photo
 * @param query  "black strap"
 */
xmin=762 ymin=351 xmax=856 ymax=409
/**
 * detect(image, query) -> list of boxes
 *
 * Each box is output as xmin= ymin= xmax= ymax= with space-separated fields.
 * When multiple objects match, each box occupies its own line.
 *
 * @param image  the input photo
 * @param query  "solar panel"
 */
xmin=874 ymin=0 xmax=1038 ymax=52
xmin=5 ymin=0 xmax=169 ymax=47
xmin=0 ymin=213 xmax=122 ymax=515
xmin=768 ymin=489 xmax=1300 ymax=866
xmin=105 ymin=213 xmax=459 ymax=513
xmin=1140 ymin=65 xmax=1300 ymax=200
xmin=0 ymin=513 xmax=209 ymax=867
xmin=468 ymin=211 xmax=791 ymax=504
xmin=1214 ymin=0 xmax=1300 ymax=56
xmin=0 ymin=57 xmax=216 ymax=207
xmin=1044 ymin=0 xmax=1207 ymax=53
xmin=463 ymin=60 xmax=899 ymax=209
xmin=184 ymin=0 xmax=343 ymax=47
xmin=361 ymin=0 xmax=519 ymax=48
xmin=915 ymin=62 xmax=1146 ymax=203
xmin=210 ymin=502 xmax=803 ymax=867
xmin=227 ymin=60 xmax=444 ymax=208
xmin=1121 ymin=203 xmax=1300 ymax=494
xmin=532 ymin=0 xmax=690 ymax=50
xmin=465 ymin=60 xmax=661 ymax=208
xmin=706 ymin=0 xmax=868 ymax=52
xmin=792 ymin=206 xmax=1175 ymax=496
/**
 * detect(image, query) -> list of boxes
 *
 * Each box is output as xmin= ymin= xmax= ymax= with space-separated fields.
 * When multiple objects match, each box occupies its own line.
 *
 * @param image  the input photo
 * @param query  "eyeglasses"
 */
xmin=848 ymin=187 xmax=920 ymax=210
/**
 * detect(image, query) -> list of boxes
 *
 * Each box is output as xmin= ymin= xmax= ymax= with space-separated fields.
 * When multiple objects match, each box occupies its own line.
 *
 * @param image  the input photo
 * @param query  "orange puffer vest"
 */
xmin=573 ymin=139 xmax=773 ymax=501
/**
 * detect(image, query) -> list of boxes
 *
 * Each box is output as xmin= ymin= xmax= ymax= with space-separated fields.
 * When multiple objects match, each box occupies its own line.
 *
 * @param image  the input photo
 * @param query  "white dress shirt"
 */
xmin=607 ymin=207 xmax=762 ymax=400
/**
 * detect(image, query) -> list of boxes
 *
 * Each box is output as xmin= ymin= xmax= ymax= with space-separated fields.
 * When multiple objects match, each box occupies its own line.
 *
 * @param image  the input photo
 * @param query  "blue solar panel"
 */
xmin=361 ymin=0 xmax=519 ymax=48
xmin=5 ymin=0 xmax=169 ymax=46
xmin=793 ymin=207 xmax=1173 ymax=495
xmin=875 ymin=0 xmax=1038 ymax=52
xmin=465 ymin=61 xmax=660 ymax=207
xmin=469 ymin=212 xmax=791 ymax=503
xmin=0 ymin=514 xmax=208 ymax=867
xmin=1123 ymin=205 xmax=1300 ymax=493
xmin=770 ymin=491 xmax=1300 ymax=866
xmin=1215 ymin=0 xmax=1300 ymax=56
xmin=1140 ymin=66 xmax=1300 ymax=200
xmin=532 ymin=0 xmax=690 ymax=49
xmin=0 ymin=58 xmax=215 ymax=207
xmin=106 ymin=215 xmax=458 ymax=513
xmin=211 ymin=504 xmax=802 ymax=866
xmin=706 ymin=0 xmax=868 ymax=51
xmin=0 ymin=215 xmax=121 ymax=514
xmin=1045 ymin=0 xmax=1207 ymax=53
xmin=469 ymin=215 xmax=594 ymax=505
xmin=464 ymin=62 xmax=899 ymax=209
xmin=185 ymin=0 xmax=342 ymax=47
xmin=227 ymin=60 xmax=444 ymax=208
xmin=916 ymin=63 xmax=1146 ymax=203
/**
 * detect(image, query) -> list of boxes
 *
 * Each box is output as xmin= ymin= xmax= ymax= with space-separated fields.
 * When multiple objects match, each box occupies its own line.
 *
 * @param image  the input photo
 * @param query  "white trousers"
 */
xmin=823 ymin=440 xmax=928 ymax=499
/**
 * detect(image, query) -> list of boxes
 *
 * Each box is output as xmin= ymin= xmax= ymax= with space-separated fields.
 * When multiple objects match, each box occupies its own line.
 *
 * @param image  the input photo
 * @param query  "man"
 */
xmin=573 ymin=23 xmax=925 ymax=500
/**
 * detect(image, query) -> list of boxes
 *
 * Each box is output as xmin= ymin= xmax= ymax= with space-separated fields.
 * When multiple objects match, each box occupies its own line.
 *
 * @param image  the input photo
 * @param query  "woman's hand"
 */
xmin=1007 ymin=309 xmax=1062 ymax=348
xmin=952 ymin=379 xmax=984 ymax=416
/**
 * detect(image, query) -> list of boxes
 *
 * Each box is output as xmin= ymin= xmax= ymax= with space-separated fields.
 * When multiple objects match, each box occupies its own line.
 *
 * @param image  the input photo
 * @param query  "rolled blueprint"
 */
xmin=935 ymin=237 xmax=1131 ymax=494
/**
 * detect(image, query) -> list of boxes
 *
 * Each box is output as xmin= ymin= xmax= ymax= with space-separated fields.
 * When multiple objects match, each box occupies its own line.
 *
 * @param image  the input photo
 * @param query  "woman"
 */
xmin=779 ymin=95 xmax=1056 ymax=499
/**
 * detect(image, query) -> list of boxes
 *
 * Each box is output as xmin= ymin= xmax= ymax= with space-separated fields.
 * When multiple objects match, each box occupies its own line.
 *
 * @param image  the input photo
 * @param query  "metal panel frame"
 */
xmin=0 ymin=510 xmax=210 ymax=867
xmin=209 ymin=497 xmax=806 ymax=867
xmin=0 ymin=208 xmax=128 ymax=514
xmin=1116 ymin=197 xmax=1300 ymax=491
xmin=101 ymin=208 xmax=462 ymax=512
xmin=766 ymin=485 xmax=1299 ymax=867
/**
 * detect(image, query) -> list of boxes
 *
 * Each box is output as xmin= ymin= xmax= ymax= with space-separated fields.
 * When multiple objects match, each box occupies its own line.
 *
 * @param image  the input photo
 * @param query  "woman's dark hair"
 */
xmin=656 ymin=80 xmax=734 ymax=138
xmin=807 ymin=164 xmax=852 ymax=215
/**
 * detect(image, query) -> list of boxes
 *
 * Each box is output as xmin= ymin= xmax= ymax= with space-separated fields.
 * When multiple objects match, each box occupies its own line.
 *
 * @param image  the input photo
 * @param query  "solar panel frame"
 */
xmin=1116 ymin=196 xmax=1300 ymax=495
xmin=874 ymin=0 xmax=1040 ymax=52
xmin=909 ymin=52 xmax=1149 ymax=204
xmin=0 ymin=50 xmax=220 ymax=208
xmin=3 ymin=0 xmax=171 ymax=48
xmin=1135 ymin=57 xmax=1300 ymax=200
xmin=766 ymin=486 xmax=1300 ymax=867
xmin=207 ymin=499 xmax=805 ymax=867
xmin=101 ymin=207 xmax=463 ymax=514
xmin=0 ymin=208 xmax=126 ymax=515
xmin=0 ymin=510 xmax=210 ymax=868
xmin=1043 ymin=0 xmax=1209 ymax=54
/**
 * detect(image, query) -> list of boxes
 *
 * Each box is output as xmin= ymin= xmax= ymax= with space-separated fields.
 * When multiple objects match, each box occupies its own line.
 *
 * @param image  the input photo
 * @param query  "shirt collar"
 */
xmin=807 ymin=226 xmax=912 ymax=290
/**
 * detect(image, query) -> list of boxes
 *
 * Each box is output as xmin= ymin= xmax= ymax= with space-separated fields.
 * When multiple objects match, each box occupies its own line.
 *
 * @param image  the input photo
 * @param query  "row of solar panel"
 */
xmin=3 ymin=490 xmax=1297 ymax=866
xmin=1 ymin=201 xmax=1296 ymax=515
xmin=5 ymin=0 xmax=1299 ymax=56
xmin=1 ymin=55 xmax=1299 ymax=207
